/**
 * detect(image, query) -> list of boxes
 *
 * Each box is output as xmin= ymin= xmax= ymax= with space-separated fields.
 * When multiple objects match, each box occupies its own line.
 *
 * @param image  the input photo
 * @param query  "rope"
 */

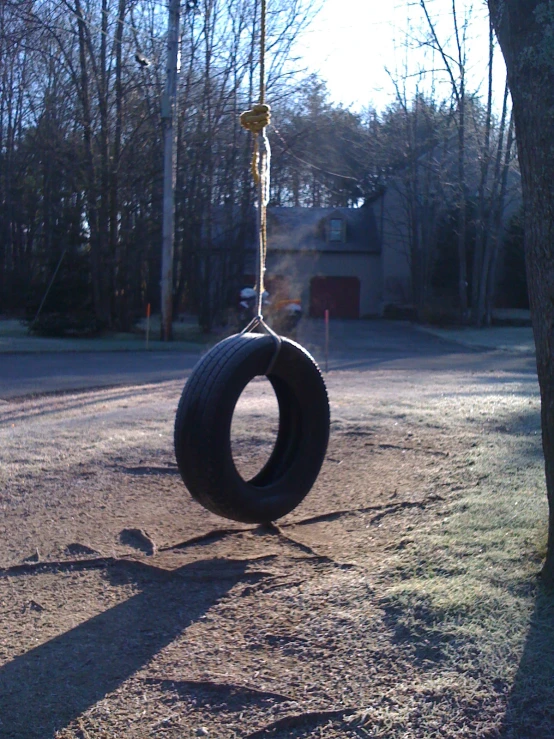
xmin=239 ymin=0 xmax=273 ymax=324
xmin=259 ymin=0 xmax=266 ymax=105
xmin=238 ymin=0 xmax=280 ymax=371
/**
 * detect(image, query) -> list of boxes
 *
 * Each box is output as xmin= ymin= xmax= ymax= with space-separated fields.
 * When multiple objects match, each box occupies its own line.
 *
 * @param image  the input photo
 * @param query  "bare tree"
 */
xmin=487 ymin=0 xmax=554 ymax=584
xmin=418 ymin=0 xmax=470 ymax=318
xmin=384 ymin=0 xmax=518 ymax=324
xmin=0 ymin=0 xmax=318 ymax=330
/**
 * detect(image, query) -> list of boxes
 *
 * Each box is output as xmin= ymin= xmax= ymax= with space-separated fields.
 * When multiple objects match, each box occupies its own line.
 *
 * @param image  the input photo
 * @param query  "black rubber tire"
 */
xmin=174 ymin=332 xmax=330 ymax=523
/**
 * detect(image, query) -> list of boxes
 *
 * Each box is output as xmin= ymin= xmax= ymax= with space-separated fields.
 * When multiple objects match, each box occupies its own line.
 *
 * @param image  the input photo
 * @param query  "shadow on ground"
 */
xmin=500 ymin=584 xmax=554 ymax=738
xmin=0 ymin=558 xmax=252 ymax=738
xmin=381 ymin=582 xmax=554 ymax=738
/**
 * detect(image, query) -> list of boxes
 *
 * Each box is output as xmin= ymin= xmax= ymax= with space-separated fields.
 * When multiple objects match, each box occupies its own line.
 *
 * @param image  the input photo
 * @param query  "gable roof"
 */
xmin=263 ymin=205 xmax=381 ymax=254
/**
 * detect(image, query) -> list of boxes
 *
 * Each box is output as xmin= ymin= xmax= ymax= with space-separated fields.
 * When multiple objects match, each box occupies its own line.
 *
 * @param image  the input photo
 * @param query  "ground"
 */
xmin=0 ymin=326 xmax=551 ymax=738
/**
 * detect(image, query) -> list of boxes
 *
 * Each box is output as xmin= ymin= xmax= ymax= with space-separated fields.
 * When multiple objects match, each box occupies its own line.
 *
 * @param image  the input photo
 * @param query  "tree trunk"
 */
xmin=456 ymin=86 xmax=468 ymax=319
xmin=488 ymin=0 xmax=554 ymax=583
xmin=476 ymin=83 xmax=511 ymax=326
xmin=484 ymin=114 xmax=514 ymax=325
xmin=471 ymin=16 xmax=494 ymax=326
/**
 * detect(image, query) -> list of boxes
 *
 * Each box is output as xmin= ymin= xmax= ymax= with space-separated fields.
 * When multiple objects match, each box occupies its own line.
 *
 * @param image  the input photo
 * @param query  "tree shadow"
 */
xmin=379 ymin=585 xmax=554 ymax=737
xmin=499 ymin=584 xmax=554 ymax=738
xmin=380 ymin=596 xmax=452 ymax=668
xmin=481 ymin=406 xmax=541 ymax=437
xmin=0 ymin=558 xmax=252 ymax=738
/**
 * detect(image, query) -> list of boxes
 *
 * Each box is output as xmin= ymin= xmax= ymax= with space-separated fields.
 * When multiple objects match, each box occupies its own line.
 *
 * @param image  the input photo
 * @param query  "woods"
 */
xmin=0 ymin=0 xmax=320 ymax=331
xmin=0 ymin=0 xmax=521 ymax=333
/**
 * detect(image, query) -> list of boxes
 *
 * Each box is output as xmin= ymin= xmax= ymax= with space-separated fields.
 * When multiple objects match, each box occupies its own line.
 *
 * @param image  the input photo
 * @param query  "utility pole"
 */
xmin=160 ymin=0 xmax=181 ymax=341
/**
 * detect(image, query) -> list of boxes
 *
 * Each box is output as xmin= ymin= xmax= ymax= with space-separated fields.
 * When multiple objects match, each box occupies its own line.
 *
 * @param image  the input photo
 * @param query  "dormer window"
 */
xmin=328 ymin=218 xmax=344 ymax=242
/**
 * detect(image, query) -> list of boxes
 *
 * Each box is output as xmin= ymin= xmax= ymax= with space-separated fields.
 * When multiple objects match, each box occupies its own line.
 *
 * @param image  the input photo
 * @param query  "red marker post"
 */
xmin=324 ymin=308 xmax=329 ymax=373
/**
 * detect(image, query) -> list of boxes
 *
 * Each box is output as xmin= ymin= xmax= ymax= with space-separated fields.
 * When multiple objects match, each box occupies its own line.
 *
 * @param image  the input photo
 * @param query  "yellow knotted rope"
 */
xmin=240 ymin=103 xmax=271 ymax=136
xmin=240 ymin=103 xmax=271 ymax=192
xmin=240 ymin=103 xmax=271 ymax=184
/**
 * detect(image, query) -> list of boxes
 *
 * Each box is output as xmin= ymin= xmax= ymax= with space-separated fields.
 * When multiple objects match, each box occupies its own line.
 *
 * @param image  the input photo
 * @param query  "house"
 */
xmin=189 ymin=200 xmax=412 ymax=324
xmin=240 ymin=163 xmax=522 ymax=322
xmin=247 ymin=204 xmax=386 ymax=319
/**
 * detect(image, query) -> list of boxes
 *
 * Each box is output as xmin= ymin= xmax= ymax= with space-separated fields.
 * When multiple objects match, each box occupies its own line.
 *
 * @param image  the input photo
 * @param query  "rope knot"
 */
xmin=240 ymin=103 xmax=271 ymax=134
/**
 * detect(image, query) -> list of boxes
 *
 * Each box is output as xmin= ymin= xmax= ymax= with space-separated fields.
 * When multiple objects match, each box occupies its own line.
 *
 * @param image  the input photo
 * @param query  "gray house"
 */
xmin=247 ymin=205 xmax=384 ymax=319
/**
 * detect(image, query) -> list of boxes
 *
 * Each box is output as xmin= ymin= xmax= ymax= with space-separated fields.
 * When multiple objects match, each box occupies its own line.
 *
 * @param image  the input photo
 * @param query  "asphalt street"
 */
xmin=0 ymin=351 xmax=200 ymax=399
xmin=0 ymin=320 xmax=538 ymax=400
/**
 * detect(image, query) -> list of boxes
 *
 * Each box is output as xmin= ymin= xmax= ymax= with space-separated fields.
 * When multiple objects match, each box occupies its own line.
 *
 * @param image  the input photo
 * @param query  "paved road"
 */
xmin=0 ymin=320 xmax=537 ymax=400
xmin=0 ymin=351 xmax=201 ymax=399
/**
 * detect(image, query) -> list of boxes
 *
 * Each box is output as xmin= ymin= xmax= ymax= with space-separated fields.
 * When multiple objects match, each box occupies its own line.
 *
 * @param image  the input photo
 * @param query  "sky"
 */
xmin=294 ymin=0 xmax=507 ymax=113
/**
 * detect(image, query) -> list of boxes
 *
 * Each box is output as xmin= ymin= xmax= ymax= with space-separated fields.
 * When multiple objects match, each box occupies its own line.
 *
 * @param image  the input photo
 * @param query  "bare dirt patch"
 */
xmin=0 ymin=364 xmax=549 ymax=738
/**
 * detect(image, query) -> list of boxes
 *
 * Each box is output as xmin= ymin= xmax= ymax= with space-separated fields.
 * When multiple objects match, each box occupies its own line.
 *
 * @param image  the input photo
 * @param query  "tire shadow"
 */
xmin=0 ymin=558 xmax=251 ymax=738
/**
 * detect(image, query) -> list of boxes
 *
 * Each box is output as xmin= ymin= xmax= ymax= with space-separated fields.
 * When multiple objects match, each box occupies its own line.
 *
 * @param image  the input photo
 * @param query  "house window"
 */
xmin=329 ymin=218 xmax=343 ymax=242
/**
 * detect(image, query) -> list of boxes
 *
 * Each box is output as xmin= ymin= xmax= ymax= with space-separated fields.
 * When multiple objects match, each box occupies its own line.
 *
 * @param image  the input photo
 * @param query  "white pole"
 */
xmin=160 ymin=0 xmax=181 ymax=341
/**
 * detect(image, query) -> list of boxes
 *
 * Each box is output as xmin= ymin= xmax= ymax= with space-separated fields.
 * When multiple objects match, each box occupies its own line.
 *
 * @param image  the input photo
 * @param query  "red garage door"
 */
xmin=310 ymin=276 xmax=360 ymax=319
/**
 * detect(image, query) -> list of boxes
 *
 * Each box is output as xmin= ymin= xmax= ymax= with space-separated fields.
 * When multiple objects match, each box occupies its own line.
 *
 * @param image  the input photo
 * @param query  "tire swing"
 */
xmin=173 ymin=0 xmax=330 ymax=524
